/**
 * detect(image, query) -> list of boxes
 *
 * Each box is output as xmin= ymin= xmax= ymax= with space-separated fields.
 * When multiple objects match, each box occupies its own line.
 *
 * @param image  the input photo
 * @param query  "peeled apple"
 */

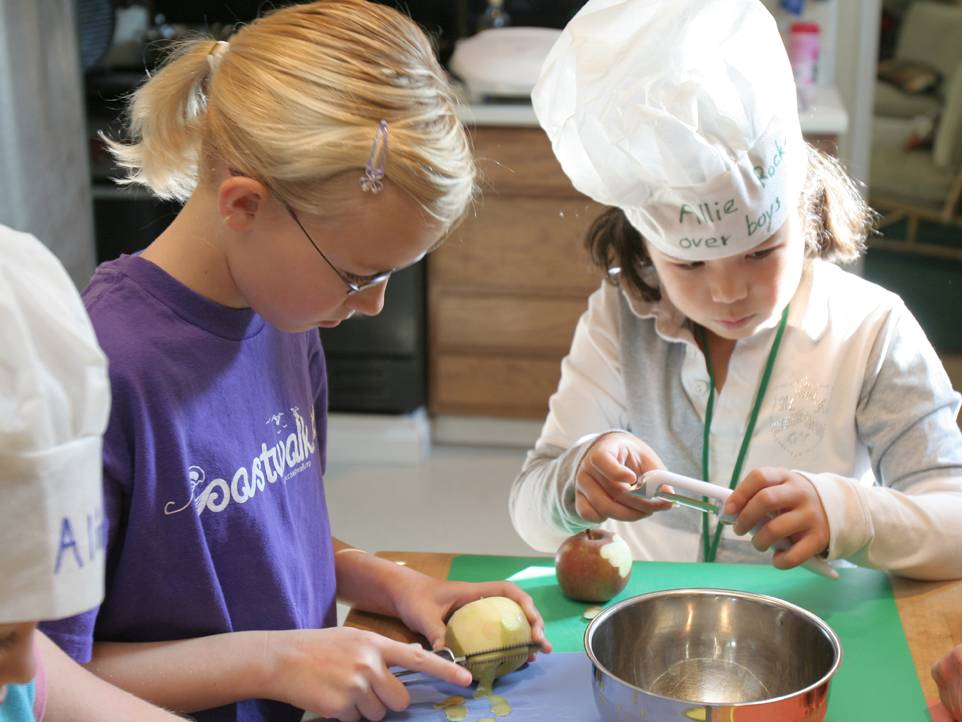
xmin=444 ymin=596 xmax=531 ymax=685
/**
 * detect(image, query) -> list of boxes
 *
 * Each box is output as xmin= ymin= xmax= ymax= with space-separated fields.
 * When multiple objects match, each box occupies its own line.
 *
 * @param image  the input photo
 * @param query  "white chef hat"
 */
xmin=0 ymin=225 xmax=110 ymax=624
xmin=532 ymin=0 xmax=807 ymax=261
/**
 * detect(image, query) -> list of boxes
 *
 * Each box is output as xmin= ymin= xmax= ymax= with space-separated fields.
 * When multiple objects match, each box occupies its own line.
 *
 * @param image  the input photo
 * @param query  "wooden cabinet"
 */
xmin=428 ymin=126 xmax=605 ymax=418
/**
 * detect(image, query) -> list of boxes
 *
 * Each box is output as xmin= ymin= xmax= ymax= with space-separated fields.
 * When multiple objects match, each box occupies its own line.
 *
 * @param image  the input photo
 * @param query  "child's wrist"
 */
xmin=379 ymin=559 xmax=425 ymax=612
xmin=335 ymin=547 xmax=421 ymax=616
xmin=258 ymin=629 xmax=298 ymax=701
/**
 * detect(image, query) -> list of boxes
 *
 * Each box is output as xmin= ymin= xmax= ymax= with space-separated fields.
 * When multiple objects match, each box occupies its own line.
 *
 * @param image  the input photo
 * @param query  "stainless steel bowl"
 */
xmin=584 ymin=589 xmax=842 ymax=722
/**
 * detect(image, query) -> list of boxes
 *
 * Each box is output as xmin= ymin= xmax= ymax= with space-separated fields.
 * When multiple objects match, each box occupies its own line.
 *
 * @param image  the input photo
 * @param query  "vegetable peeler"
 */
xmin=393 ymin=641 xmax=544 ymax=682
xmin=633 ymin=469 xmax=839 ymax=579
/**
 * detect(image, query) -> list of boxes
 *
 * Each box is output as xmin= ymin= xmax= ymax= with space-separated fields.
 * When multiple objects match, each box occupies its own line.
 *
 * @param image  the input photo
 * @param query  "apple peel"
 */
xmin=600 ymin=536 xmax=632 ymax=577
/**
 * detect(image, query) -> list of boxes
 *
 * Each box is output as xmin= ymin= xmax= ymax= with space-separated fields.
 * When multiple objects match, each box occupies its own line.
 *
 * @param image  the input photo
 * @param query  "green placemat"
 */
xmin=450 ymin=556 xmax=929 ymax=722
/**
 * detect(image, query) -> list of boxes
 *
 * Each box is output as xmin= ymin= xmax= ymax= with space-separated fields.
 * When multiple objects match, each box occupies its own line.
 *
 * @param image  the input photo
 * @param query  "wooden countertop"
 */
xmin=345 ymin=551 xmax=962 ymax=703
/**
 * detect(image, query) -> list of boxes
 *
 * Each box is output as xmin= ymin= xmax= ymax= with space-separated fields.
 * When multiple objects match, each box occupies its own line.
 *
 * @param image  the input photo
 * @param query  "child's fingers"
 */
xmin=575 ymin=483 xmax=606 ymax=523
xmin=750 ymin=508 xmax=808 ymax=553
xmin=355 ymin=692 xmax=389 ymax=721
xmin=724 ymin=467 xmax=784 ymax=517
xmin=750 ymin=507 xmax=829 ymax=569
xmin=337 ymin=706 xmax=362 ymax=722
xmin=770 ymin=533 xmax=827 ymax=571
xmin=576 ymin=468 xmax=621 ymax=518
xmin=384 ymin=639 xmax=472 ymax=687
xmin=420 ymin=621 xmax=448 ymax=652
xmin=731 ymin=477 xmax=796 ymax=535
xmin=577 ymin=470 xmax=665 ymax=522
xmin=628 ymin=449 xmax=667 ymax=479
xmin=587 ymin=447 xmax=638 ymax=486
xmin=932 ymin=657 xmax=947 ymax=688
xmin=931 ymin=645 xmax=962 ymax=720
xmin=932 ymin=644 xmax=962 ymax=685
xmin=619 ymin=494 xmax=673 ymax=517
xmin=368 ymin=664 xmax=412 ymax=715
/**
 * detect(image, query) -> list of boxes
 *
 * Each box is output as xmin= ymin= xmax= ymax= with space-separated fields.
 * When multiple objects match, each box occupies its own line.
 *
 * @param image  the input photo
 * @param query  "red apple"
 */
xmin=555 ymin=528 xmax=633 ymax=602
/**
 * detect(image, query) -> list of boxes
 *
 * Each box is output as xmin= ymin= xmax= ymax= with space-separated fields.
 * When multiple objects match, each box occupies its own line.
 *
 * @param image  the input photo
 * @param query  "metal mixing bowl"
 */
xmin=584 ymin=589 xmax=842 ymax=722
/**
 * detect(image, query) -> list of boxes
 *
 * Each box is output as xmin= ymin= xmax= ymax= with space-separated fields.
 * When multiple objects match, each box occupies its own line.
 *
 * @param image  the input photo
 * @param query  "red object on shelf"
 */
xmin=790 ymin=21 xmax=821 ymax=34
xmin=789 ymin=21 xmax=820 ymax=110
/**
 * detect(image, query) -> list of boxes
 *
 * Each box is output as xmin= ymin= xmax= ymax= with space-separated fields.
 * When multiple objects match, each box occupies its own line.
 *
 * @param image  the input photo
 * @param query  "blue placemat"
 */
xmin=389 ymin=652 xmax=597 ymax=722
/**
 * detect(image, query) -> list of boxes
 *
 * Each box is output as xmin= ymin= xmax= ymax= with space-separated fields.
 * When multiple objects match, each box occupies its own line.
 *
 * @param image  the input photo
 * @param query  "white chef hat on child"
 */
xmin=0 ymin=225 xmax=110 ymax=624
xmin=532 ymin=0 xmax=807 ymax=261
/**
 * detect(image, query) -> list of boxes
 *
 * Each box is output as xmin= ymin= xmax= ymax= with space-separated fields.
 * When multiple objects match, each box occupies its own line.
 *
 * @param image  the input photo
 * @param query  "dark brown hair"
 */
xmin=586 ymin=144 xmax=876 ymax=302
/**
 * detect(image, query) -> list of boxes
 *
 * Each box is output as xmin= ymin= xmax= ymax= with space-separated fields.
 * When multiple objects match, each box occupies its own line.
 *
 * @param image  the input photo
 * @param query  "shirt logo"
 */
xmin=770 ymin=377 xmax=830 ymax=457
xmin=164 ymin=406 xmax=318 ymax=517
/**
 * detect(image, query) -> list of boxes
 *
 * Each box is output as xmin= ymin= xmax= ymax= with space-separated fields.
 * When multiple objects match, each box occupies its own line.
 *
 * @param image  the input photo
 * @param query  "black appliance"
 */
xmin=144 ymin=1 xmax=587 ymax=63
xmin=319 ymin=264 xmax=426 ymax=414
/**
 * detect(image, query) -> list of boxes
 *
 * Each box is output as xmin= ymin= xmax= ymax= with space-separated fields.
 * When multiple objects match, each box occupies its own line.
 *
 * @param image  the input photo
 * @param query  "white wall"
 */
xmin=834 ymin=0 xmax=882 ymax=189
xmin=0 ymin=0 xmax=96 ymax=287
xmin=763 ymin=0 xmax=881 ymax=190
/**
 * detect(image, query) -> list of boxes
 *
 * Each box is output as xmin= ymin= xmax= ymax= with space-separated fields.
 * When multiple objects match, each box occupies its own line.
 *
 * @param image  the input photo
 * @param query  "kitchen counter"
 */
xmin=456 ymin=85 xmax=849 ymax=136
xmin=346 ymin=551 xmax=962 ymax=706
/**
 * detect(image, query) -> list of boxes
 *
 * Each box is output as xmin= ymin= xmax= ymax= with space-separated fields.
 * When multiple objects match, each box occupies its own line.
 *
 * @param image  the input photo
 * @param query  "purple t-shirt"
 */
xmin=41 ymin=255 xmax=337 ymax=722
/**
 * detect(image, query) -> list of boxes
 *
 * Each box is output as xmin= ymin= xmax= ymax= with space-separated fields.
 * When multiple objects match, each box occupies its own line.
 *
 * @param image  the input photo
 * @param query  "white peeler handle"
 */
xmin=639 ymin=470 xmax=839 ymax=580
xmin=641 ymin=469 xmax=734 ymax=506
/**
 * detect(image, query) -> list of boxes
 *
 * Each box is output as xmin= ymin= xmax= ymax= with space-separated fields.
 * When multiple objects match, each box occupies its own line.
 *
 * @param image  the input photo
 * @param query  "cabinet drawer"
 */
xmin=431 ymin=355 xmax=563 ymax=418
xmin=432 ymin=295 xmax=588 ymax=356
xmin=472 ymin=127 xmax=581 ymax=196
xmin=434 ymin=196 xmax=604 ymax=295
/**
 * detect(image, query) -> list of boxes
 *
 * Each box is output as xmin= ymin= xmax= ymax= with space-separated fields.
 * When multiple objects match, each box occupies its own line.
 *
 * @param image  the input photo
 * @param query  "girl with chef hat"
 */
xmin=511 ymin=0 xmax=962 ymax=580
xmin=0 ymin=225 xmax=189 ymax=721
xmin=38 ymin=3 xmax=548 ymax=722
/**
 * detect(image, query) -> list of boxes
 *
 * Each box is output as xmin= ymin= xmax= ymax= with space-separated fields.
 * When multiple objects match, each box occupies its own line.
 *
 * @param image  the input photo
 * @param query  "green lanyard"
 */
xmin=696 ymin=305 xmax=790 ymax=563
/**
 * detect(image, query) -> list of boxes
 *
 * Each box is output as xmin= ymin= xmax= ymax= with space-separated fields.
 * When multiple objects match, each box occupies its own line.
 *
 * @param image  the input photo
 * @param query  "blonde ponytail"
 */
xmin=106 ymin=39 xmax=222 ymax=201
xmin=105 ymin=1 xmax=476 ymax=230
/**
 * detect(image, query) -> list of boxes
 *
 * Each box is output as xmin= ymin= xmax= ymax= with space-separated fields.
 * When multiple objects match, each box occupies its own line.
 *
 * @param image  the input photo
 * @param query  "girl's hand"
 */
xmin=724 ymin=467 xmax=830 ymax=569
xmin=267 ymin=626 xmax=471 ymax=722
xmin=390 ymin=575 xmax=552 ymax=655
xmin=933 ymin=644 xmax=962 ymax=721
xmin=575 ymin=432 xmax=672 ymax=523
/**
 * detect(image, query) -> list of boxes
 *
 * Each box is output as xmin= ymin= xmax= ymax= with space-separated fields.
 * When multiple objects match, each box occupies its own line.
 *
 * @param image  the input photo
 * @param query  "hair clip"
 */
xmin=207 ymin=40 xmax=229 ymax=74
xmin=360 ymin=120 xmax=389 ymax=194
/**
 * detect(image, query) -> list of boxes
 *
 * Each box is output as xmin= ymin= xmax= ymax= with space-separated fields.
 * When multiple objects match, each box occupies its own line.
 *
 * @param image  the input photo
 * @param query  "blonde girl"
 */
xmin=40 ymin=4 xmax=547 ymax=722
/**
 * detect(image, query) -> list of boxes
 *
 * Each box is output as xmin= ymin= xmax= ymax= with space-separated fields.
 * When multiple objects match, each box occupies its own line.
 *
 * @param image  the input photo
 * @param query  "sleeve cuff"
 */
xmin=795 ymin=470 xmax=874 ymax=561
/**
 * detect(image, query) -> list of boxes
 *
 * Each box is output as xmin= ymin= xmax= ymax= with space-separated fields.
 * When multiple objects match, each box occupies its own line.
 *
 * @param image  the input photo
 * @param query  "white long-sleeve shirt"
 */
xmin=510 ymin=259 xmax=962 ymax=580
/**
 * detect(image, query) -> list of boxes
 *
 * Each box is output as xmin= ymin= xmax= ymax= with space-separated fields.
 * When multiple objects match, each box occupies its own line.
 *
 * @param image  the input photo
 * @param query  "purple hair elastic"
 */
xmin=360 ymin=120 xmax=389 ymax=194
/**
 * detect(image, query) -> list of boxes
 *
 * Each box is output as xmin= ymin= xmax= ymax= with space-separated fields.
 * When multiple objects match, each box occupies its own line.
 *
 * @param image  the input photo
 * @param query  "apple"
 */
xmin=555 ymin=528 xmax=633 ymax=602
xmin=445 ymin=596 xmax=532 ymax=687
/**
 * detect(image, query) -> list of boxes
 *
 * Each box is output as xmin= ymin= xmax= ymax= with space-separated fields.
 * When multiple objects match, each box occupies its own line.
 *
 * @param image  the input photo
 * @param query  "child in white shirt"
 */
xmin=511 ymin=0 xmax=962 ymax=580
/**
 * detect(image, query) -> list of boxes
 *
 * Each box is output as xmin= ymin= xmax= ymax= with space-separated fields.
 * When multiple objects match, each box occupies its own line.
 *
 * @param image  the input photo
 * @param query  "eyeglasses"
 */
xmin=287 ymin=207 xmax=392 ymax=296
